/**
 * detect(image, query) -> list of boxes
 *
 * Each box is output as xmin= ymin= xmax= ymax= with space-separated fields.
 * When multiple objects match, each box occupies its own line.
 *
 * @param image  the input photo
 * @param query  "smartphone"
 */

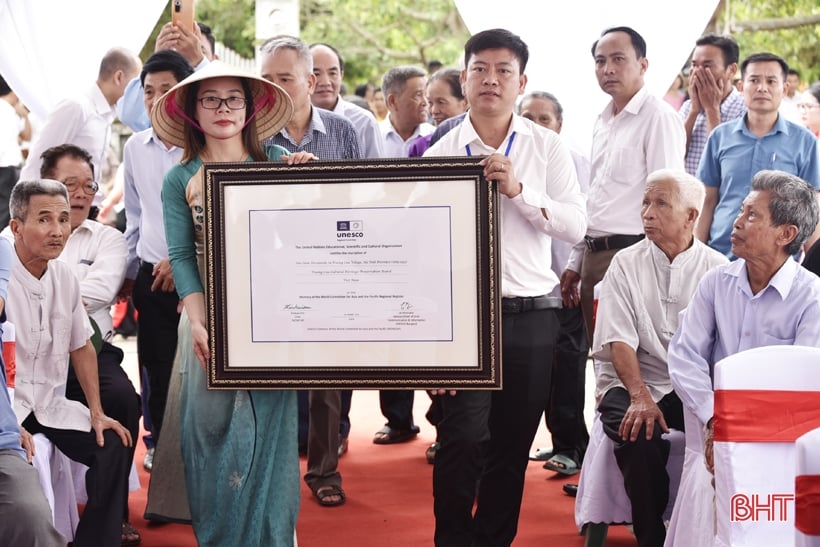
xmin=171 ymin=0 xmax=195 ymax=31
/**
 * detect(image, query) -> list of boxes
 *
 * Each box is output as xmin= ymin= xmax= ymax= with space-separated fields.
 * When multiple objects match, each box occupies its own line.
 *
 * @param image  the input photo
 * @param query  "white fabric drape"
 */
xmin=0 ymin=0 xmax=166 ymax=120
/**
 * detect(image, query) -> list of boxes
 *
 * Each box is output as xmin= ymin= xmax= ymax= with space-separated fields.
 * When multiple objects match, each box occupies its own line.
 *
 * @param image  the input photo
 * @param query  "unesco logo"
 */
xmin=336 ymin=220 xmax=364 ymax=238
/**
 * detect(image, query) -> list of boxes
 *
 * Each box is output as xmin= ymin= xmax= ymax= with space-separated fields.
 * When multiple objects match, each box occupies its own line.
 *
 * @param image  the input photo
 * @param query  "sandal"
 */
xmin=313 ymin=484 xmax=346 ymax=507
xmin=543 ymin=454 xmax=580 ymax=476
xmin=122 ymin=521 xmax=142 ymax=546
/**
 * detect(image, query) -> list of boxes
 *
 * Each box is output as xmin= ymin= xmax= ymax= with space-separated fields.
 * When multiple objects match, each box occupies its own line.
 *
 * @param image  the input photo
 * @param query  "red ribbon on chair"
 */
xmin=713 ymin=390 xmax=820 ymax=442
xmin=796 ymin=475 xmax=820 ymax=535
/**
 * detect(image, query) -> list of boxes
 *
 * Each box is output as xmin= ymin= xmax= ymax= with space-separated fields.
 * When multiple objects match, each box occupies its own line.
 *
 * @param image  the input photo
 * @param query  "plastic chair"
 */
xmin=713 ymin=345 xmax=820 ymax=547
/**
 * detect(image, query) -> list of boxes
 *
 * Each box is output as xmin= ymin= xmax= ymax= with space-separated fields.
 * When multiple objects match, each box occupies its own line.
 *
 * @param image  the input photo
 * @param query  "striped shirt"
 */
xmin=679 ymin=87 xmax=746 ymax=175
xmin=263 ymin=107 xmax=362 ymax=160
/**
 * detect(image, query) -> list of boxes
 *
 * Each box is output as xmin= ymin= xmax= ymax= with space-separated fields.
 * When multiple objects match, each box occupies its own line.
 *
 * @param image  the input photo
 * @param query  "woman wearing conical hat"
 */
xmin=150 ymin=60 xmax=313 ymax=546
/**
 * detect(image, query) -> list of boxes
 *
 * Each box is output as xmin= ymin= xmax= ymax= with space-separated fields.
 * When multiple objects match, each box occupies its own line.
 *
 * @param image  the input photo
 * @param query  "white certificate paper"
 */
xmin=248 ymin=206 xmax=453 ymax=342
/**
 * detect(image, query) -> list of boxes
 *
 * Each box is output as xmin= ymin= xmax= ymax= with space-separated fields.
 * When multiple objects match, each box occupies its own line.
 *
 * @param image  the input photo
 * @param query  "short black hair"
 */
xmin=140 ymin=49 xmax=194 ymax=87
xmin=0 ymin=74 xmax=10 ymax=96
xmin=788 ymin=68 xmax=800 ymax=78
xmin=695 ymin=34 xmax=739 ymax=66
xmin=741 ymin=52 xmax=788 ymax=80
xmin=591 ymin=26 xmax=647 ymax=59
xmin=39 ymin=144 xmax=95 ymax=180
xmin=198 ymin=22 xmax=215 ymax=57
xmin=354 ymin=82 xmax=373 ymax=98
xmin=309 ymin=42 xmax=345 ymax=72
xmin=464 ymin=28 xmax=529 ymax=74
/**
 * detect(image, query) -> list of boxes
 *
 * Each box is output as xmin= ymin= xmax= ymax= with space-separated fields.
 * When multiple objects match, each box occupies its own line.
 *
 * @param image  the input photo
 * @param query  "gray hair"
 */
xmin=751 ymin=170 xmax=819 ymax=256
xmin=518 ymin=91 xmax=563 ymax=120
xmin=10 ymin=179 xmax=69 ymax=222
xmin=381 ymin=65 xmax=426 ymax=97
xmin=260 ymin=35 xmax=313 ymax=75
xmin=646 ymin=169 xmax=706 ymax=214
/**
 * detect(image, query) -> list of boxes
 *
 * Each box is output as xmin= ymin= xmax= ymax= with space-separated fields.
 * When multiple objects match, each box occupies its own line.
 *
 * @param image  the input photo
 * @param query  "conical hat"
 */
xmin=150 ymin=60 xmax=293 ymax=148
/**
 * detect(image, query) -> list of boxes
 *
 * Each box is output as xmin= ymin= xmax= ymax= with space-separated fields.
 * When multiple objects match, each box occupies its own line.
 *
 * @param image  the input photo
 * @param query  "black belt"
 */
xmin=501 ymin=295 xmax=562 ymax=314
xmin=139 ymin=260 xmax=155 ymax=273
xmin=584 ymin=234 xmax=644 ymax=253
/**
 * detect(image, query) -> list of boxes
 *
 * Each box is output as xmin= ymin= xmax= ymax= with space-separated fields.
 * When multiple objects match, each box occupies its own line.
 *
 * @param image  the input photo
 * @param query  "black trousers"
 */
xmin=378 ymin=389 xmax=415 ymax=430
xmin=433 ymin=308 xmax=558 ymax=547
xmin=598 ymin=388 xmax=685 ymax=547
xmin=66 ymin=341 xmax=140 ymax=523
xmin=22 ymin=413 xmax=132 ymax=547
xmin=546 ymin=305 xmax=589 ymax=464
xmin=132 ymin=261 xmax=180 ymax=440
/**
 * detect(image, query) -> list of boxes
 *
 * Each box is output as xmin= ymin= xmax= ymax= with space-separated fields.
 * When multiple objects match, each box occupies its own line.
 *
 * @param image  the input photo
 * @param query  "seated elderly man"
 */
xmin=592 ymin=169 xmax=727 ymax=547
xmin=6 ymin=179 xmax=133 ymax=547
xmin=0 ymin=235 xmax=64 ymax=547
xmin=667 ymin=170 xmax=820 ymax=543
xmin=38 ymin=143 xmax=141 ymax=543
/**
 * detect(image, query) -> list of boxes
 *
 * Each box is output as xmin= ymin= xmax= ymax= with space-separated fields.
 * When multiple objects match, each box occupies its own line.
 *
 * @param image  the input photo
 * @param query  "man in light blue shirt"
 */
xmin=668 ymin=170 xmax=820 ymax=540
xmin=696 ymin=52 xmax=820 ymax=257
xmin=117 ymin=22 xmax=213 ymax=132
xmin=121 ymin=51 xmax=194 ymax=475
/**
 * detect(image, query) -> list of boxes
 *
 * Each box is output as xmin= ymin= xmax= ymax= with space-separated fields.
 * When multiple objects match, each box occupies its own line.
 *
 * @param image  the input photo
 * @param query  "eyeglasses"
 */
xmin=61 ymin=177 xmax=98 ymax=196
xmin=797 ymin=103 xmax=820 ymax=111
xmin=198 ymin=96 xmax=247 ymax=110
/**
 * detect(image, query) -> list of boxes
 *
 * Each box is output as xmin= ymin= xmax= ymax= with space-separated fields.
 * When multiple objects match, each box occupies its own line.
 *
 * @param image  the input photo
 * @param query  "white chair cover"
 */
xmin=575 ymin=411 xmax=685 ymax=530
xmin=31 ymin=433 xmax=79 ymax=543
xmin=796 ymin=427 xmax=820 ymax=547
xmin=713 ymin=345 xmax=820 ymax=547
xmin=664 ymin=405 xmax=717 ymax=547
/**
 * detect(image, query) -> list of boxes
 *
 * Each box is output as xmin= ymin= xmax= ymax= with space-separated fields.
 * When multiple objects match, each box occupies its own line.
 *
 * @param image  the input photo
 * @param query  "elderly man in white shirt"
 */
xmin=40 ymin=144 xmax=141 ymax=544
xmin=592 ymin=169 xmax=726 ymax=547
xmin=20 ymin=48 xmax=141 ymax=186
xmin=6 ymin=179 xmax=133 ymax=547
xmin=562 ymin=26 xmax=686 ymax=345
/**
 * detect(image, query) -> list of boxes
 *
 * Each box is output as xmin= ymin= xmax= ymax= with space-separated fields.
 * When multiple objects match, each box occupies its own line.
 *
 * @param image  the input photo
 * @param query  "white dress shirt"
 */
xmin=379 ymin=114 xmax=433 ymax=158
xmin=122 ymin=128 xmax=183 ymax=278
xmin=0 ymin=99 xmax=24 ymax=167
xmin=425 ymin=113 xmax=587 ymax=297
xmin=7 ymin=249 xmax=93 ymax=431
xmin=566 ymin=86 xmax=685 ymax=272
xmin=20 ymin=84 xmax=114 ymax=183
xmin=592 ymin=238 xmax=727 ymax=404
xmin=331 ymin=97 xmax=384 ymax=159
xmin=58 ymin=219 xmax=127 ymax=341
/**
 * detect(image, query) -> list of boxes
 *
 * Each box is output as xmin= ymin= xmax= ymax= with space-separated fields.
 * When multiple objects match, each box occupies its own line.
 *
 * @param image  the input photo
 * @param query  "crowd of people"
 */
xmin=0 ymin=19 xmax=818 ymax=547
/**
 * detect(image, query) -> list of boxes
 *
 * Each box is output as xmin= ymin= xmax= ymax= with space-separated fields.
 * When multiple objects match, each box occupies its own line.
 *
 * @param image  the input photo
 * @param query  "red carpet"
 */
xmin=126 ymin=390 xmax=637 ymax=546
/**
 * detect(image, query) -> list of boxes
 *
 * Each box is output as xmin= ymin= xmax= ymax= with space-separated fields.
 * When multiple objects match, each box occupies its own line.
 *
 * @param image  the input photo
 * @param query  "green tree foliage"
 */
xmin=139 ymin=0 xmax=257 ymax=61
xmin=716 ymin=0 xmax=820 ymax=84
xmin=299 ymin=0 xmax=470 ymax=89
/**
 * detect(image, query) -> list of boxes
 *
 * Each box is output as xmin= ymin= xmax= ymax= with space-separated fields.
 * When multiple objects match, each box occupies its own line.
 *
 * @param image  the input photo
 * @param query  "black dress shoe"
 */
xmin=562 ymin=483 xmax=578 ymax=497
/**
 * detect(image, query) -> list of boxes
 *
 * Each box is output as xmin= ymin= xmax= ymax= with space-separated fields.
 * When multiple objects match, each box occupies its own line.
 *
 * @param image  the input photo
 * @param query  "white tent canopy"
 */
xmin=0 ymin=0 xmax=166 ymax=119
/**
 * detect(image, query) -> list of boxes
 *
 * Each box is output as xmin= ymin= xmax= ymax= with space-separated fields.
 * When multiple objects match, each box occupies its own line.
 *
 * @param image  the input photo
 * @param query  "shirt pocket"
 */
xmin=50 ymin=318 xmax=73 ymax=357
xmin=608 ymin=147 xmax=644 ymax=184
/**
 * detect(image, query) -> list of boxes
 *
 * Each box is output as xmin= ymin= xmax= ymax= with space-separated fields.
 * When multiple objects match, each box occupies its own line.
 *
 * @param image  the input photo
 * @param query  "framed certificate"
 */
xmin=203 ymin=157 xmax=500 ymax=389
